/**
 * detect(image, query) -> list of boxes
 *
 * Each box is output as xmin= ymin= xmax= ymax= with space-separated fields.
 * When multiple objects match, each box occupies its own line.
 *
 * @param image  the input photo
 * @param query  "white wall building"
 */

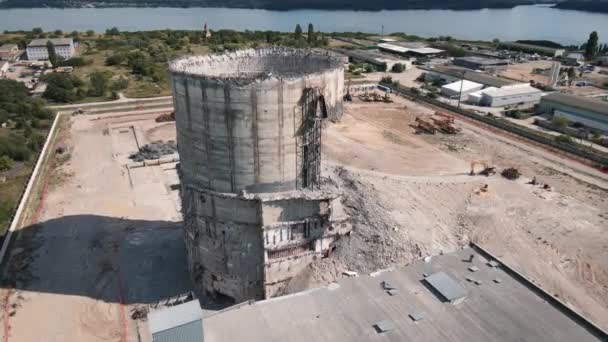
xmin=475 ymin=84 xmax=542 ymax=107
xmin=26 ymin=38 xmax=75 ymax=61
xmin=440 ymin=80 xmax=484 ymax=99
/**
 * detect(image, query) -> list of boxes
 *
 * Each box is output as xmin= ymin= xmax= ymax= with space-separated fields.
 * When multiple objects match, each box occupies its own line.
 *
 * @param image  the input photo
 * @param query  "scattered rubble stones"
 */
xmin=129 ymin=140 xmax=178 ymax=162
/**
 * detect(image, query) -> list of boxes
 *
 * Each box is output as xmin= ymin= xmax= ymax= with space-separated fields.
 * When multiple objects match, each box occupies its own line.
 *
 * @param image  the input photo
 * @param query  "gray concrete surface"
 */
xmin=203 ymin=247 xmax=604 ymax=342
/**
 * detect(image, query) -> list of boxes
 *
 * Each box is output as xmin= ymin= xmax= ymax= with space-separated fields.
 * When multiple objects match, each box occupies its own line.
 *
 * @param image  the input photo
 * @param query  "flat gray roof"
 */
xmin=148 ymin=300 xmax=203 ymax=342
xmin=541 ymin=92 xmax=608 ymax=117
xmin=203 ymin=247 xmax=605 ymax=342
xmin=455 ymin=56 xmax=508 ymax=66
xmin=27 ymin=38 xmax=73 ymax=47
xmin=427 ymin=65 xmax=517 ymax=88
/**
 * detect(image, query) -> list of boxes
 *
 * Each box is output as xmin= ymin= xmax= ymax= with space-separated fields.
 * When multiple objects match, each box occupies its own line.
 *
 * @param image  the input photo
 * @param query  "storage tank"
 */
xmin=169 ymin=48 xmax=344 ymax=194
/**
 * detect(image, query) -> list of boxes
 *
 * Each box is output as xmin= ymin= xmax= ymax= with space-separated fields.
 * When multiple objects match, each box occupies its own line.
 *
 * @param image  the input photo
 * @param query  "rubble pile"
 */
xmin=129 ymin=140 xmax=178 ymax=162
xmin=501 ymin=167 xmax=521 ymax=180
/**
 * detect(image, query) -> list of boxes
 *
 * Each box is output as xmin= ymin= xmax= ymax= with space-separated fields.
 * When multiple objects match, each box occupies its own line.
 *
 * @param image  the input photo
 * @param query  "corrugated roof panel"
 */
xmin=152 ymin=320 xmax=203 ymax=342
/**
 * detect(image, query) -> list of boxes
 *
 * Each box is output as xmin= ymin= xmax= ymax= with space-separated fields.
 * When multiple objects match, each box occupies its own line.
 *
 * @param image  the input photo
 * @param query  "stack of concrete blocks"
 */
xmin=169 ymin=48 xmax=350 ymax=303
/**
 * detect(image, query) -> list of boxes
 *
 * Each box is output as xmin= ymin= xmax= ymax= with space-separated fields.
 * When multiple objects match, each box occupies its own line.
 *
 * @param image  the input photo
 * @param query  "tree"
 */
xmin=54 ymin=29 xmax=63 ymax=36
xmin=552 ymin=116 xmax=569 ymax=128
xmin=86 ymin=30 xmax=95 ymax=37
xmin=294 ymin=24 xmax=303 ymax=40
xmin=105 ymin=27 xmax=120 ymax=36
xmin=88 ymin=72 xmax=110 ymax=97
xmin=46 ymin=40 xmax=58 ymax=67
xmin=391 ymin=63 xmax=405 ymax=73
xmin=567 ymin=67 xmax=576 ymax=80
xmin=307 ymin=23 xmax=315 ymax=45
xmin=0 ymin=155 xmax=13 ymax=171
xmin=584 ymin=31 xmax=599 ymax=60
xmin=32 ymin=27 xmax=43 ymax=35
xmin=105 ymin=53 xmax=126 ymax=66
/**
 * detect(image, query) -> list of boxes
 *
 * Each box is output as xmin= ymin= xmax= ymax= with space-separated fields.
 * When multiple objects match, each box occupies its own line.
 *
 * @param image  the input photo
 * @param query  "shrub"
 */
xmin=391 ymin=63 xmax=405 ymax=73
xmin=555 ymin=134 xmax=574 ymax=144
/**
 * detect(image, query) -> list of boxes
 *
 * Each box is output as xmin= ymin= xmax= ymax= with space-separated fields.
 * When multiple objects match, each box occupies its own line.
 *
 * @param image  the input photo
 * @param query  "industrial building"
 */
xmin=377 ymin=43 xmax=444 ymax=58
xmin=539 ymin=92 xmax=608 ymax=132
xmin=499 ymin=42 xmax=566 ymax=57
xmin=337 ymin=48 xmax=411 ymax=71
xmin=440 ymin=80 xmax=484 ymax=99
xmin=0 ymin=43 xmax=20 ymax=61
xmin=469 ymin=83 xmax=543 ymax=107
xmin=194 ymin=247 xmax=607 ymax=342
xmin=423 ymin=65 xmax=517 ymax=88
xmin=453 ymin=56 xmax=509 ymax=71
xmin=563 ymin=52 xmax=584 ymax=66
xmin=26 ymin=38 xmax=75 ymax=60
xmin=169 ymin=48 xmax=351 ymax=303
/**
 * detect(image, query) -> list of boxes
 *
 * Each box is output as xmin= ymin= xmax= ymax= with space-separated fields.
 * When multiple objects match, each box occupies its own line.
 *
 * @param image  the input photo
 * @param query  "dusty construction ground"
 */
xmin=0 ymin=108 xmax=191 ymax=342
xmin=0 ymin=89 xmax=607 ymax=341
xmin=313 ymin=95 xmax=608 ymax=330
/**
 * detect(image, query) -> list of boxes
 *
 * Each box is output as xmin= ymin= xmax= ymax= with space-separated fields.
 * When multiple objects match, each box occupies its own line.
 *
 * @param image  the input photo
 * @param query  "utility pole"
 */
xmin=457 ymin=70 xmax=465 ymax=108
xmin=381 ymin=25 xmax=384 ymax=38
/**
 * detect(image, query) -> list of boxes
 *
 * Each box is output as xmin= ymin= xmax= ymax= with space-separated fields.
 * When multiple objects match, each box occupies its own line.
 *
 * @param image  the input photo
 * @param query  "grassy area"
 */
xmin=0 ymin=163 xmax=32 ymax=234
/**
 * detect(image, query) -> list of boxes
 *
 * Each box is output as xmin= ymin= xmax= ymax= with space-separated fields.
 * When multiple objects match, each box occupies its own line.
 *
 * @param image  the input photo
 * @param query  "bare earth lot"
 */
xmin=0 ymin=89 xmax=607 ymax=341
xmin=0 ymin=110 xmax=190 ymax=342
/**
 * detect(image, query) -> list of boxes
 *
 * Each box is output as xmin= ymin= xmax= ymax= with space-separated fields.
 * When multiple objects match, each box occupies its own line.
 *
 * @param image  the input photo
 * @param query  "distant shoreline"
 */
xmin=0 ymin=2 xmax=606 ymax=14
xmin=0 ymin=1 xmax=542 ymax=12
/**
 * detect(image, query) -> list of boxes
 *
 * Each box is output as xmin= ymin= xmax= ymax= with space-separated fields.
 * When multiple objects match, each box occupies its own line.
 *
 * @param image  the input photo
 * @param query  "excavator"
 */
xmin=470 ymin=160 xmax=496 ymax=176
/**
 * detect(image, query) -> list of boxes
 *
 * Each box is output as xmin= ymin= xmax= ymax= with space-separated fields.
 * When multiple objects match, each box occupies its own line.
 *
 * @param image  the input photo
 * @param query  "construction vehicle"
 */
xmin=470 ymin=160 xmax=496 ymax=176
xmin=413 ymin=117 xmax=436 ymax=134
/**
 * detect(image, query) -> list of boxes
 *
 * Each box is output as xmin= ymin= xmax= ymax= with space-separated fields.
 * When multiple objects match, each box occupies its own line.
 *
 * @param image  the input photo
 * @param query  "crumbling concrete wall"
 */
xmin=170 ymin=48 xmax=347 ymax=303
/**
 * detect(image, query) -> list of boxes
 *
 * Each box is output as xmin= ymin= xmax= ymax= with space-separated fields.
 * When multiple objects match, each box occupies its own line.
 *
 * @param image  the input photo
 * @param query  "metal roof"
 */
xmin=541 ymin=93 xmax=608 ymax=117
xmin=455 ymin=56 xmax=508 ymax=66
xmin=428 ymin=66 xmax=517 ymax=88
xmin=424 ymin=271 xmax=467 ymax=302
xmin=27 ymin=38 xmax=73 ymax=47
xmin=481 ymin=84 xmax=542 ymax=97
xmin=148 ymin=300 xmax=203 ymax=342
xmin=442 ymin=80 xmax=483 ymax=92
xmin=378 ymin=43 xmax=443 ymax=55
xmin=152 ymin=320 xmax=203 ymax=342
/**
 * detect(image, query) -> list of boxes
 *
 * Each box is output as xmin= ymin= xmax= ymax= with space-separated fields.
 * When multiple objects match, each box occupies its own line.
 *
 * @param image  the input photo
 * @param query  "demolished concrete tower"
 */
xmin=169 ymin=48 xmax=350 ymax=302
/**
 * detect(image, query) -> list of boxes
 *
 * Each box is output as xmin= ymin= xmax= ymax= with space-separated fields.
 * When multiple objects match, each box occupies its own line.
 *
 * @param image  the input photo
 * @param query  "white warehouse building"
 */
xmin=27 ymin=38 xmax=75 ymax=61
xmin=469 ymin=83 xmax=542 ymax=107
xmin=441 ymin=80 xmax=484 ymax=99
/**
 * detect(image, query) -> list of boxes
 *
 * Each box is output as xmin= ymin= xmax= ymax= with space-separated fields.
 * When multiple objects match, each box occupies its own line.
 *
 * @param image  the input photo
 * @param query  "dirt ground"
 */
xmin=2 ymin=88 xmax=608 ymax=340
xmin=498 ymin=60 xmax=555 ymax=84
xmin=0 ymin=108 xmax=191 ymax=342
xmin=298 ymin=95 xmax=608 ymax=329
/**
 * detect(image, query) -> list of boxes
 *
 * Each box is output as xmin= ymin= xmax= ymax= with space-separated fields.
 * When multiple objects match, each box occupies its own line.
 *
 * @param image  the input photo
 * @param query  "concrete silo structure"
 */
xmin=169 ymin=48 xmax=350 ymax=303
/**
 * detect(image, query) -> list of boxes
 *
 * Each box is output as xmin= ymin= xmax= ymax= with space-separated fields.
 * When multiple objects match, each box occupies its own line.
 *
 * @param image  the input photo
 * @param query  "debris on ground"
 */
xmin=342 ymin=270 xmax=358 ymax=277
xmin=129 ymin=140 xmax=177 ymax=161
xmin=155 ymin=111 xmax=175 ymax=123
xmin=501 ymin=167 xmax=521 ymax=180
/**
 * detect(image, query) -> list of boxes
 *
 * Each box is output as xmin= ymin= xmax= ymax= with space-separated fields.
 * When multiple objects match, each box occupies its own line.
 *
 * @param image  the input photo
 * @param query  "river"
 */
xmin=0 ymin=5 xmax=607 ymax=45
